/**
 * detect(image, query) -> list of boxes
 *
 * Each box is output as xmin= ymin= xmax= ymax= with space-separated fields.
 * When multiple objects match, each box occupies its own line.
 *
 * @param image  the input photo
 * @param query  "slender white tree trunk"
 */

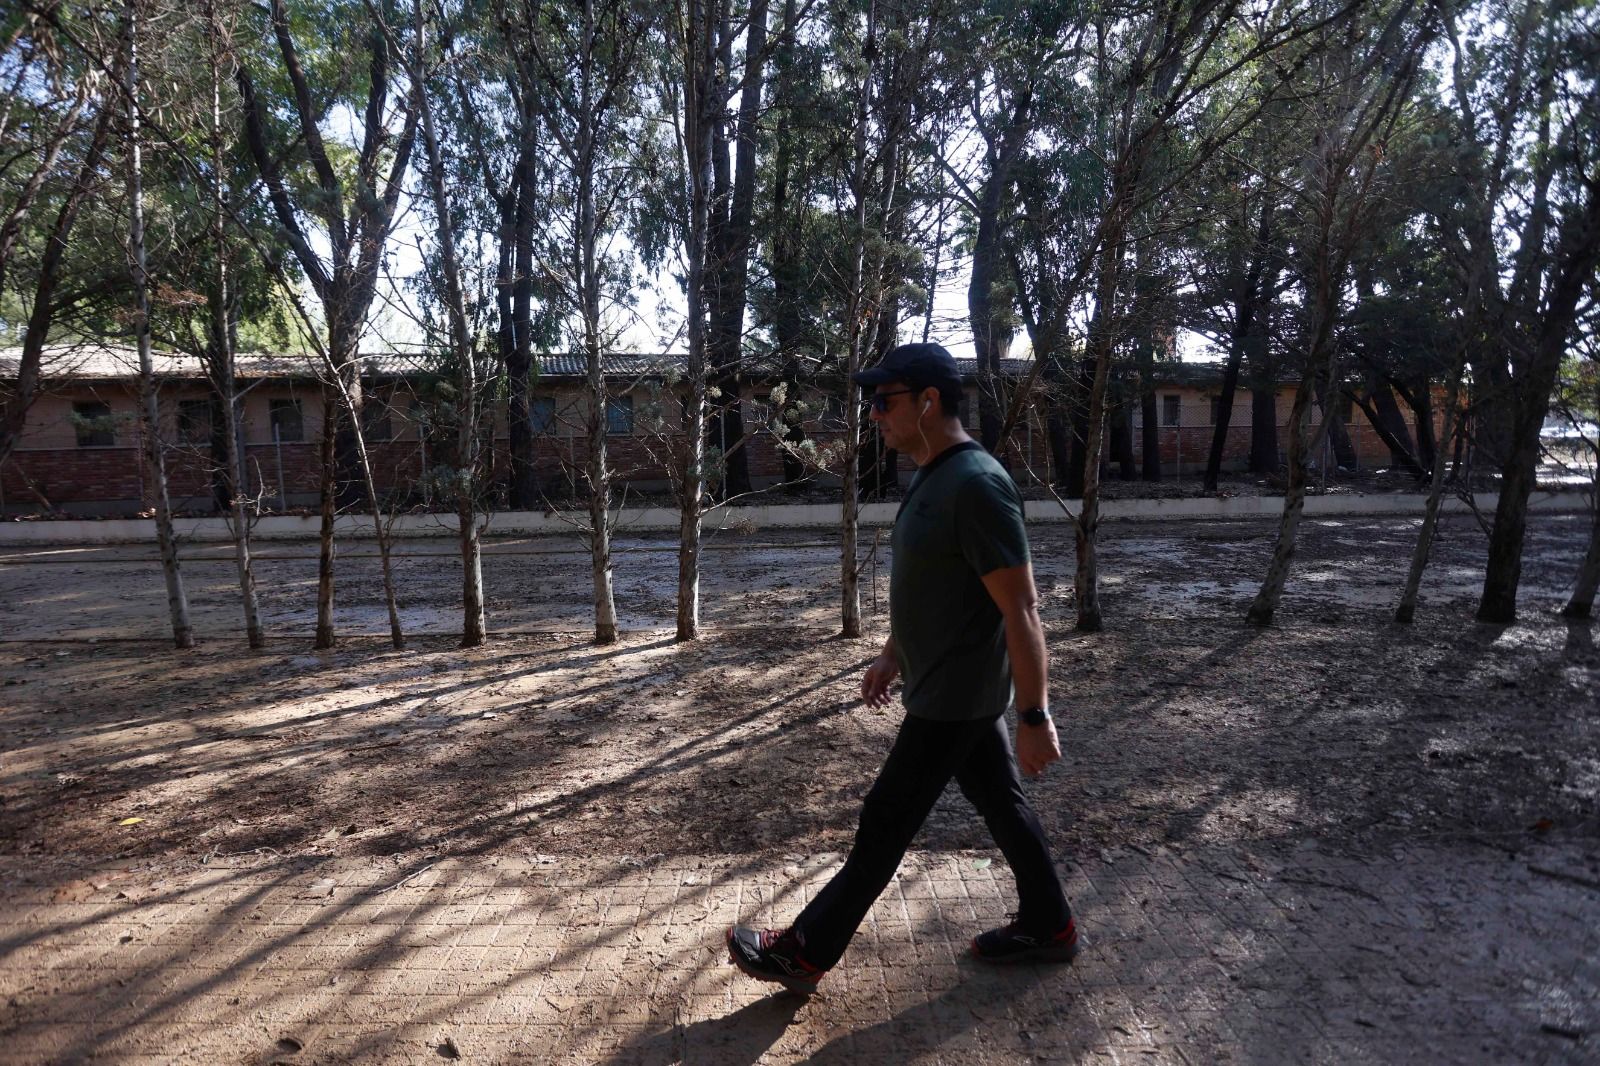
xmin=676 ymin=5 xmax=713 ymax=642
xmin=578 ymin=93 xmax=617 ymax=645
xmin=411 ymin=0 xmax=485 ymax=645
xmin=206 ymin=11 xmax=262 ymax=647
xmin=839 ymin=0 xmax=878 ymax=640
xmin=125 ymin=0 xmax=192 ymax=649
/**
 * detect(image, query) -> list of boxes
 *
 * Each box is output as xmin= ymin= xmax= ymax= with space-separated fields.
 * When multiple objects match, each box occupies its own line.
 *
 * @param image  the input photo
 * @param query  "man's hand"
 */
xmin=1016 ymin=716 xmax=1062 ymax=777
xmin=861 ymin=651 xmax=900 ymax=709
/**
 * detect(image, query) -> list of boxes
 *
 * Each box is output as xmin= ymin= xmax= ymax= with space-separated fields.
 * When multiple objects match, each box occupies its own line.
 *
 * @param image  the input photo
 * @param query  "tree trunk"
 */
xmin=769 ymin=0 xmax=807 ymax=489
xmin=1141 ymin=390 xmax=1161 ymax=481
xmin=1111 ymin=401 xmax=1135 ymax=479
xmin=970 ymin=171 xmax=1011 ymax=454
xmin=314 ymin=395 xmax=339 ymax=649
xmin=1560 ymin=473 xmax=1600 ymax=619
xmin=1248 ymin=199 xmax=1348 ymax=626
xmin=677 ymin=0 xmax=716 ymax=642
xmin=577 ymin=31 xmax=619 ymax=645
xmin=220 ymin=387 xmax=262 ymax=647
xmin=1352 ymin=387 xmax=1427 ymax=478
xmin=1328 ymin=390 xmax=1357 ymax=470
xmin=1063 ymin=352 xmax=1095 ymax=499
xmin=1370 ymin=381 xmax=1418 ymax=470
xmin=1408 ymin=375 xmax=1437 ymax=471
xmin=126 ymin=0 xmax=193 ymax=650
xmin=707 ymin=0 xmax=768 ymax=500
xmin=1249 ymin=385 xmax=1278 ymax=473
xmin=205 ymin=11 xmax=262 ymax=648
xmin=505 ymin=112 xmax=540 ymax=509
xmin=1073 ymin=232 xmax=1124 ymax=633
xmin=1477 ymin=231 xmax=1598 ymax=624
xmin=412 ymin=0 xmax=485 ymax=646
xmin=840 ymin=0 xmax=879 ymax=640
xmin=1396 ymin=363 xmax=1466 ymax=623
xmin=1204 ymin=337 xmax=1245 ymax=491
xmin=1246 ymin=377 xmax=1315 ymax=625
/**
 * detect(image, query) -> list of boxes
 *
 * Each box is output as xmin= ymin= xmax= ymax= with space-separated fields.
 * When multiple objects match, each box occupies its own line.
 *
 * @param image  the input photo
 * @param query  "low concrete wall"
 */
xmin=0 ymin=491 xmax=1584 ymax=546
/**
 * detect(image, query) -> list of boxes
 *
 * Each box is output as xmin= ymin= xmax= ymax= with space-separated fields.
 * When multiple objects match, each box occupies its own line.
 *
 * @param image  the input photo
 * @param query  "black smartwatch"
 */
xmin=1020 ymin=706 xmax=1050 ymax=727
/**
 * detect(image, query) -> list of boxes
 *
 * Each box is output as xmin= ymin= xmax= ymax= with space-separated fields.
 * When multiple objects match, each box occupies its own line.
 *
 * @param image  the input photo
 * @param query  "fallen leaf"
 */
xmin=116 ymin=817 xmax=143 ymax=826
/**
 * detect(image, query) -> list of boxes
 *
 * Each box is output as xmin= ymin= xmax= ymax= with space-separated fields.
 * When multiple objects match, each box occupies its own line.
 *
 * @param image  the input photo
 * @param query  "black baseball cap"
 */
xmin=852 ymin=342 xmax=963 ymax=398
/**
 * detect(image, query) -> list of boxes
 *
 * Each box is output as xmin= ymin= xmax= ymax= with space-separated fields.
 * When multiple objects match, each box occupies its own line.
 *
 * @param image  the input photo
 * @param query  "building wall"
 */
xmin=1 ymin=378 xmax=1446 ymax=515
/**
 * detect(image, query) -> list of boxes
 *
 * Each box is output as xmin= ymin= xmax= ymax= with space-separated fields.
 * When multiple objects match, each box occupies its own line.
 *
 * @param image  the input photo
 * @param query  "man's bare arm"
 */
xmin=980 ymin=562 xmax=1061 ymax=776
xmin=861 ymin=635 xmax=899 ymax=708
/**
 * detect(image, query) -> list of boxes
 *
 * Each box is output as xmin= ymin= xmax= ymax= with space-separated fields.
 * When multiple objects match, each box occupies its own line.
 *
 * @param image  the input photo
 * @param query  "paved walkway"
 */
xmin=2 ymin=839 xmax=1596 ymax=1064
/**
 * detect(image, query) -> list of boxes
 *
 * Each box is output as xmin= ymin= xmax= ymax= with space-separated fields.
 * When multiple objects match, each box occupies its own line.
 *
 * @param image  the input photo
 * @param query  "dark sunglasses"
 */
xmin=868 ymin=389 xmax=917 ymax=413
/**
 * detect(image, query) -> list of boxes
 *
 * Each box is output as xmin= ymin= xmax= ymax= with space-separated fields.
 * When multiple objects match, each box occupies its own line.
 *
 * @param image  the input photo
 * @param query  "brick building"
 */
xmin=1 ymin=343 xmax=1435 ymax=516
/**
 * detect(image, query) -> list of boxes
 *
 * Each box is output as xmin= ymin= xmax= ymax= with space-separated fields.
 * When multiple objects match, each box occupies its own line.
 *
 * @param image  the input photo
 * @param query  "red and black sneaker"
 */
xmin=971 ymin=915 xmax=1080 ymax=964
xmin=726 ymin=925 xmax=827 ymax=994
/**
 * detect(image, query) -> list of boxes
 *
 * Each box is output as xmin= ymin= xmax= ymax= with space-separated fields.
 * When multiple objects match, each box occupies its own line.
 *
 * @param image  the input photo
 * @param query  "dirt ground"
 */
xmin=1 ymin=510 xmax=1595 ymax=868
xmin=1 ymin=512 xmax=1597 ymax=1062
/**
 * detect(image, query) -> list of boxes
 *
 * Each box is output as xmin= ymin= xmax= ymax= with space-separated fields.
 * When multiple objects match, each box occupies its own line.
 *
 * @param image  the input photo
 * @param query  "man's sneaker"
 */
xmin=971 ymin=916 xmax=1080 ymax=964
xmin=726 ymin=925 xmax=826 ymax=994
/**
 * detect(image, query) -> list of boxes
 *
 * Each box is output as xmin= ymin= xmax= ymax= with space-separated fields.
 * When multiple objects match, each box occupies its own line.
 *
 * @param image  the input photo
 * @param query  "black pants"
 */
xmin=794 ymin=711 xmax=1070 ymax=970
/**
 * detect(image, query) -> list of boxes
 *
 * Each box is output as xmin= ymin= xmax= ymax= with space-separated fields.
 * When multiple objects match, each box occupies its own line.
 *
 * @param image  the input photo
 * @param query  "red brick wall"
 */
xmin=1 ymin=446 xmax=144 ymax=509
xmin=2 ymin=379 xmax=1451 ymax=514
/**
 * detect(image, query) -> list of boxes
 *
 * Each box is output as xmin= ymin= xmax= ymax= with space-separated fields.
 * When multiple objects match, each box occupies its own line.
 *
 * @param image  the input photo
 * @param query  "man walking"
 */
xmin=727 ymin=342 xmax=1076 ymax=994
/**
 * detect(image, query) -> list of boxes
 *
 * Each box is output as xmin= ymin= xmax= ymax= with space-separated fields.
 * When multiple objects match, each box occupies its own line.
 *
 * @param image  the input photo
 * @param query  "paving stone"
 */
xmin=2 ymin=841 xmax=1596 ymax=1063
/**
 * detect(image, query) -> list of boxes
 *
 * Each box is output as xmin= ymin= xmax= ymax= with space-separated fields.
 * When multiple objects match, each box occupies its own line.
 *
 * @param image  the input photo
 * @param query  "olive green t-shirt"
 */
xmin=889 ymin=441 xmax=1030 ymax=722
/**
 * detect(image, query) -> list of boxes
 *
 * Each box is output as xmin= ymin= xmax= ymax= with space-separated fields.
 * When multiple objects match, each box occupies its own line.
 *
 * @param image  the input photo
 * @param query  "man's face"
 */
xmin=868 ymin=382 xmax=927 ymax=451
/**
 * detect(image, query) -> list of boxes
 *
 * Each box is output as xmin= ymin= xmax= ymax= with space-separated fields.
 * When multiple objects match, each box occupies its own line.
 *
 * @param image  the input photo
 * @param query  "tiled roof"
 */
xmin=1 ymin=342 xmax=1238 ymax=385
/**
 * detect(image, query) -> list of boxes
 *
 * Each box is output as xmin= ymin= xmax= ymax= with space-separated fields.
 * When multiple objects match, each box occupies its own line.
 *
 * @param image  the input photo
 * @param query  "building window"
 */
xmin=361 ymin=400 xmax=392 ymax=442
xmin=530 ymin=396 xmax=555 ymax=434
xmin=1162 ymin=394 xmax=1181 ymax=427
xmin=178 ymin=399 xmax=216 ymax=445
xmin=270 ymin=399 xmax=304 ymax=443
xmin=606 ymin=395 xmax=634 ymax=436
xmin=73 ymin=401 xmax=115 ymax=447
